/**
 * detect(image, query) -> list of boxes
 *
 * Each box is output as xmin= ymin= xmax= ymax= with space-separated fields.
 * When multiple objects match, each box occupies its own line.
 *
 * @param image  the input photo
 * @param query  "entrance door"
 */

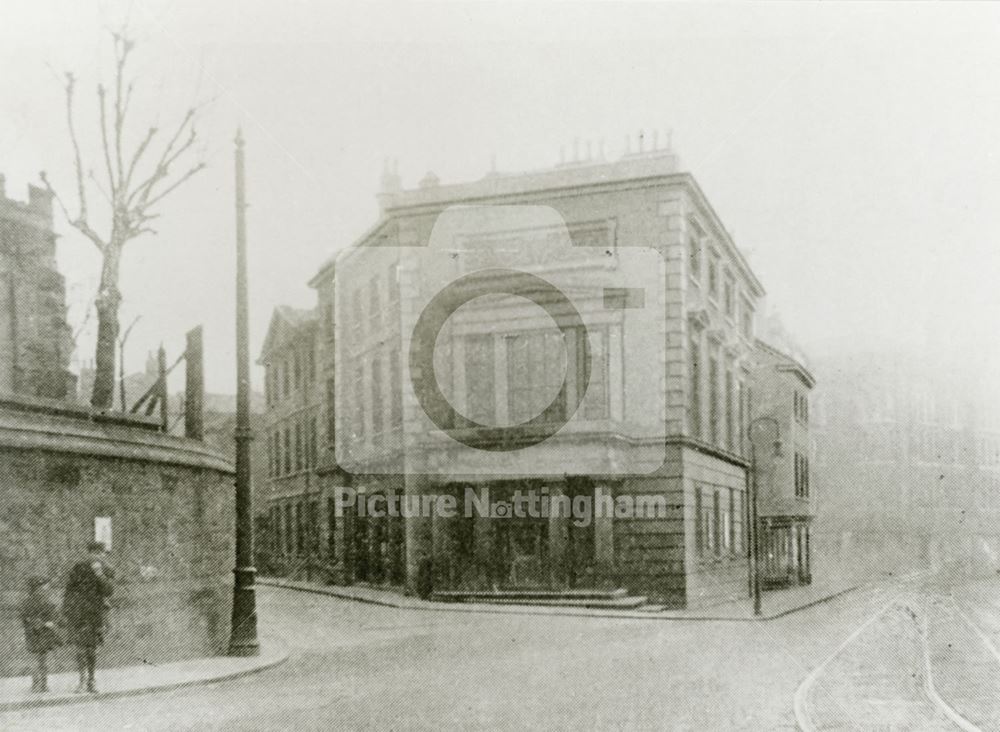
xmin=490 ymin=516 xmax=548 ymax=588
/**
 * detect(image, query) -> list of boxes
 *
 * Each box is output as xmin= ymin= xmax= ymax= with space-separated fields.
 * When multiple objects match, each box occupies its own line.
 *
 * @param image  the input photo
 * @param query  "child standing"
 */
xmin=19 ymin=576 xmax=61 ymax=693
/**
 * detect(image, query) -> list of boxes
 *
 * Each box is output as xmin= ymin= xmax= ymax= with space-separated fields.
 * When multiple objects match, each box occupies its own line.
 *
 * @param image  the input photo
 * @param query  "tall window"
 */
xmin=688 ymin=229 xmax=702 ymax=280
xmin=464 ymin=335 xmax=495 ymax=425
xmin=282 ymin=359 xmax=290 ymax=397
xmin=387 ymin=262 xmax=399 ymax=305
xmin=272 ymin=506 xmax=282 ymax=556
xmin=284 ymin=504 xmax=294 ymax=554
xmin=795 ymin=453 xmax=811 ymax=498
xmin=293 ymin=350 xmax=302 ymax=389
xmin=734 ymin=490 xmax=745 ymax=554
xmin=696 ymin=485 xmax=718 ymax=559
xmin=713 ymin=490 xmax=722 ymax=558
xmin=353 ymin=365 xmax=365 ymax=440
xmin=724 ymin=277 xmax=735 ymax=318
xmin=351 ymin=289 xmax=363 ymax=340
xmin=294 ymin=422 xmax=303 ymax=471
xmin=283 ymin=427 xmax=292 ymax=474
xmin=708 ymin=258 xmax=720 ymax=301
xmin=267 ymin=430 xmax=274 ymax=477
xmin=295 ymin=503 xmax=304 ymax=554
xmin=579 ymin=327 xmax=609 ymax=420
xmin=689 ymin=332 xmax=701 ymax=439
xmin=326 ymin=378 xmax=336 ymax=445
xmin=725 ymin=367 xmax=735 ymax=451
xmin=741 ymin=300 xmax=753 ymax=339
xmin=389 ymin=349 xmax=402 ymax=426
xmin=273 ymin=431 xmax=282 ymax=476
xmin=709 ymin=351 xmax=720 ymax=445
xmin=507 ymin=331 xmax=566 ymax=424
xmin=371 ymin=354 xmax=384 ymax=435
xmin=368 ymin=276 xmax=381 ymax=333
xmin=311 ymin=416 xmax=319 ymax=466
xmin=307 ymin=347 xmax=316 ymax=384
xmin=308 ymin=501 xmax=320 ymax=554
xmin=327 ymin=496 xmax=337 ymax=560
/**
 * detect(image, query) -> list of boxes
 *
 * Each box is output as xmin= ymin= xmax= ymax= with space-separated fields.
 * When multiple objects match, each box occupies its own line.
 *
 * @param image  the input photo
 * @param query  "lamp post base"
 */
xmin=228 ymin=567 xmax=260 ymax=657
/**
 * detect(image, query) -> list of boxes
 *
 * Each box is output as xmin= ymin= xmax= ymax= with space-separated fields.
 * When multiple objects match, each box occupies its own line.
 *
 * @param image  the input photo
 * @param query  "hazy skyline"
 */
xmin=2 ymin=1 xmax=999 ymax=394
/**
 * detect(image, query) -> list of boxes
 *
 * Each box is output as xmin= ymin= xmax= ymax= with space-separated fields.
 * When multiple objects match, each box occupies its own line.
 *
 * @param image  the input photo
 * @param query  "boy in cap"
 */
xmin=19 ymin=576 xmax=60 ymax=692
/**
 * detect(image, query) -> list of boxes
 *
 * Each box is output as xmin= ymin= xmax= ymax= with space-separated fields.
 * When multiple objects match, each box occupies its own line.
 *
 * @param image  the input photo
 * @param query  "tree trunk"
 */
xmin=89 ymin=243 xmax=122 ymax=410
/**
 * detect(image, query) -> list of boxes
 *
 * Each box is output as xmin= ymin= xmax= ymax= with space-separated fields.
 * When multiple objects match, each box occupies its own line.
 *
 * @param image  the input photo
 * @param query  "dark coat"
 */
xmin=19 ymin=591 xmax=61 ymax=654
xmin=63 ymin=560 xmax=114 ymax=647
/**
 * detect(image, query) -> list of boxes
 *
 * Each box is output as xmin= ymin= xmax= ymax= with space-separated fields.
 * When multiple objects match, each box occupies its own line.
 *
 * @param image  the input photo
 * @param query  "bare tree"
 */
xmin=40 ymin=29 xmax=206 ymax=410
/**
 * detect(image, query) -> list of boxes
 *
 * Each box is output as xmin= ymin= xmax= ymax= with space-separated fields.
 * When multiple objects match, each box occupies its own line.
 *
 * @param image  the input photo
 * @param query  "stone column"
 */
xmin=404 ymin=473 xmax=434 ymax=596
xmin=431 ymin=485 xmax=453 ymax=590
xmin=472 ymin=484 xmax=493 ymax=587
xmin=594 ymin=482 xmax=615 ymax=587
xmin=548 ymin=481 xmax=569 ymax=588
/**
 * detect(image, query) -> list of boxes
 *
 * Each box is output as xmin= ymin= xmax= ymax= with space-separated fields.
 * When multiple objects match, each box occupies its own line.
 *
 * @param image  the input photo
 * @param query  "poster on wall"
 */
xmin=94 ymin=516 xmax=112 ymax=551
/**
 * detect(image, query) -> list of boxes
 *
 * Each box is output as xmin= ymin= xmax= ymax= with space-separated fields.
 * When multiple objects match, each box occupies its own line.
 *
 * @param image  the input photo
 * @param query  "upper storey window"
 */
xmin=687 ymin=221 xmax=703 ymax=282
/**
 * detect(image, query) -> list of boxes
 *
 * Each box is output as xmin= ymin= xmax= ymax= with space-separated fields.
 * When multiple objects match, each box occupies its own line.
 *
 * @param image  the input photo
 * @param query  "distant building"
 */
xmin=0 ymin=175 xmax=74 ymax=399
xmin=257 ymin=306 xmax=330 ymax=576
xmin=78 ymin=352 xmax=159 ymax=410
xmin=750 ymin=340 xmax=816 ymax=588
xmin=811 ymin=350 xmax=1000 ymax=575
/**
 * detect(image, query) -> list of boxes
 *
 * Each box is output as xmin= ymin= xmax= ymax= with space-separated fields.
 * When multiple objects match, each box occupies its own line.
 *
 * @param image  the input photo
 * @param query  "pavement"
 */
xmin=258 ymin=574 xmax=861 ymax=621
xmin=0 ymin=641 xmax=288 ymax=712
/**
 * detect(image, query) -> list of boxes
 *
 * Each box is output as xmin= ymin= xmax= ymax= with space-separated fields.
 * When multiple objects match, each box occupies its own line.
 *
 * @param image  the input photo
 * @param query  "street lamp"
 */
xmin=228 ymin=128 xmax=260 ymax=656
xmin=747 ymin=415 xmax=782 ymax=616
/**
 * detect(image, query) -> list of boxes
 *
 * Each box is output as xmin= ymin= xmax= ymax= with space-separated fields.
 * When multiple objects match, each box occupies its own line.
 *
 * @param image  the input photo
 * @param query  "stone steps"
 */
xmin=431 ymin=588 xmax=648 ymax=609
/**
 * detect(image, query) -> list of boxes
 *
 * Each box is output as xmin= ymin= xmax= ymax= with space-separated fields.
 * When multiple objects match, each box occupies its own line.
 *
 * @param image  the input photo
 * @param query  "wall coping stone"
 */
xmin=0 ymin=395 xmax=234 ymax=474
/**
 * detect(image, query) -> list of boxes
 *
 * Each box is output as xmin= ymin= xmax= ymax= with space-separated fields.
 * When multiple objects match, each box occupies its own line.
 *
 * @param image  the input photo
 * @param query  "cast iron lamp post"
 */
xmin=748 ymin=415 xmax=782 ymax=617
xmin=228 ymin=128 xmax=260 ymax=656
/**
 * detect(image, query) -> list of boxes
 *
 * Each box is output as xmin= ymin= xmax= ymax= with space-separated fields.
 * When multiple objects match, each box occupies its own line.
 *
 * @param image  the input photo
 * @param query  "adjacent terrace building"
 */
xmin=263 ymin=138 xmax=817 ymax=609
xmin=258 ymin=306 xmax=328 ymax=576
xmin=749 ymin=339 xmax=816 ymax=588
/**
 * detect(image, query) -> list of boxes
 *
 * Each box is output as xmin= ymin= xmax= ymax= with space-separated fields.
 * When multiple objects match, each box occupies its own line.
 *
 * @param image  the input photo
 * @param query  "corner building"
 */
xmin=311 ymin=145 xmax=775 ymax=608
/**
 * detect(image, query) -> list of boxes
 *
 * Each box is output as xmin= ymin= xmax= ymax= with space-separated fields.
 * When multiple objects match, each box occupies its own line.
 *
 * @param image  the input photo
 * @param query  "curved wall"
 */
xmin=0 ymin=396 xmax=235 ymax=678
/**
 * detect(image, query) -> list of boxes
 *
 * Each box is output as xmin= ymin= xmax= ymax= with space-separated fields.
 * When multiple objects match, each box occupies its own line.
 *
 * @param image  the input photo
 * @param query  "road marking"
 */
xmin=792 ymin=599 xmax=897 ymax=732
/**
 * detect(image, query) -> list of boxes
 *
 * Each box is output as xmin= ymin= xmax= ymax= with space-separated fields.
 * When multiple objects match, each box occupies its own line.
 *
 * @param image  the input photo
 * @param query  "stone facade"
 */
xmin=0 ymin=175 xmax=74 ymax=400
xmin=267 ymin=144 xmax=812 ymax=608
xmin=257 ymin=307 xmax=334 ymax=578
xmin=0 ymin=395 xmax=234 ymax=678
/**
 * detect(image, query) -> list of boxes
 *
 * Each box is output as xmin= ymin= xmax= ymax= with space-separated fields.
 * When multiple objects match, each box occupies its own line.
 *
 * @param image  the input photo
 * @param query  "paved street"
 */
xmin=7 ymin=574 xmax=995 ymax=731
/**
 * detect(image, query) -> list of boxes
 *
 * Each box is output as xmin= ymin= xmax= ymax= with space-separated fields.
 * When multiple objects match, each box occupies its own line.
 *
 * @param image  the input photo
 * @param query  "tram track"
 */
xmin=794 ymin=575 xmax=1000 ymax=731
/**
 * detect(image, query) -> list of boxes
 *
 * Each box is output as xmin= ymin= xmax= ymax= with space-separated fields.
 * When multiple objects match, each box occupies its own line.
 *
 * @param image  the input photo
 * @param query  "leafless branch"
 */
xmin=97 ymin=85 xmax=117 ymax=195
xmin=38 ymin=171 xmax=105 ymax=253
xmin=143 ymin=161 xmax=206 ymax=210
xmin=124 ymin=126 xmax=158 ymax=190
xmin=63 ymin=73 xmax=89 ymax=225
xmin=70 ymin=303 xmax=94 ymax=348
xmin=112 ymin=32 xmax=135 ymax=193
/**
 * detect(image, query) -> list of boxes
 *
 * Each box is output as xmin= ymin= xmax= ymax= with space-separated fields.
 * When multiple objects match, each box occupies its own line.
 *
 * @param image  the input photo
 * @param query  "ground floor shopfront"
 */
xmin=261 ymin=444 xmax=820 ymax=608
xmin=759 ymin=517 xmax=812 ymax=588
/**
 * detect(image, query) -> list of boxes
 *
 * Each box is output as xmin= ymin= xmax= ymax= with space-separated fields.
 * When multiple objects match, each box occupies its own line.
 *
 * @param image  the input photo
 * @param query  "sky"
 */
xmin=1 ymin=1 xmax=999 ymax=395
